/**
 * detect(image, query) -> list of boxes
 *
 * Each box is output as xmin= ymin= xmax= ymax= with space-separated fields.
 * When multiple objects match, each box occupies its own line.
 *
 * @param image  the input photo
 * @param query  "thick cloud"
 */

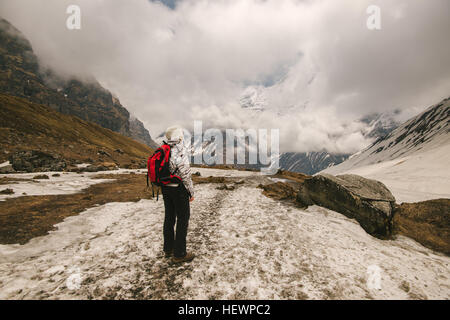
xmin=1 ymin=0 xmax=449 ymax=153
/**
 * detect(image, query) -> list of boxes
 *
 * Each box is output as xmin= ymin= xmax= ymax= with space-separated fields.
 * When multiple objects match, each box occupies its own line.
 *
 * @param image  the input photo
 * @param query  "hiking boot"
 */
xmin=164 ymin=250 xmax=173 ymax=258
xmin=173 ymin=252 xmax=195 ymax=263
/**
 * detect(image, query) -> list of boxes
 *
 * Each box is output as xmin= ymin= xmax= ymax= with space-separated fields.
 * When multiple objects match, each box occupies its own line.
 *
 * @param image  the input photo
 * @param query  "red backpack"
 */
xmin=147 ymin=143 xmax=182 ymax=200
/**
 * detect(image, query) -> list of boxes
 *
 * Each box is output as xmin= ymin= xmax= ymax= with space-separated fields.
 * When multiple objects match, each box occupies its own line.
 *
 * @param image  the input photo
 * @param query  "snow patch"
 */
xmin=0 ymin=161 xmax=10 ymax=168
xmin=324 ymin=143 xmax=450 ymax=203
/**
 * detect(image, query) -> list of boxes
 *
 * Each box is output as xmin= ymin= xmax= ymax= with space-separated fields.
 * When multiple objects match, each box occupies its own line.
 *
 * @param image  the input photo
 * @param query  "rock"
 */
xmin=98 ymin=150 xmax=111 ymax=157
xmin=139 ymin=161 xmax=147 ymax=169
xmin=216 ymin=184 xmax=235 ymax=191
xmin=83 ymin=162 xmax=117 ymax=172
xmin=114 ymin=149 xmax=124 ymax=154
xmin=9 ymin=150 xmax=66 ymax=172
xmin=296 ymin=174 xmax=396 ymax=238
xmin=0 ymin=164 xmax=15 ymax=174
xmin=67 ymin=166 xmax=81 ymax=173
xmin=84 ymin=165 xmax=104 ymax=172
xmin=193 ymin=172 xmax=201 ymax=177
xmin=0 ymin=188 xmax=14 ymax=195
xmin=33 ymin=174 xmax=49 ymax=180
xmin=52 ymin=174 xmax=61 ymax=177
xmin=259 ymin=182 xmax=297 ymax=201
xmin=100 ymin=162 xmax=118 ymax=170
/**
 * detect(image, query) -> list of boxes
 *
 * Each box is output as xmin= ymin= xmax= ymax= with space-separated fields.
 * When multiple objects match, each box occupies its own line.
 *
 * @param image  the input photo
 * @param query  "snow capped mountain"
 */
xmin=326 ymin=97 xmax=450 ymax=172
xmin=235 ymin=78 xmax=401 ymax=175
xmin=277 ymin=112 xmax=400 ymax=175
xmin=323 ymin=97 xmax=450 ymax=203
xmin=361 ymin=111 xmax=402 ymax=139
xmin=239 ymin=86 xmax=267 ymax=111
xmin=156 ymin=130 xmax=256 ymax=167
xmin=279 ymin=152 xmax=349 ymax=175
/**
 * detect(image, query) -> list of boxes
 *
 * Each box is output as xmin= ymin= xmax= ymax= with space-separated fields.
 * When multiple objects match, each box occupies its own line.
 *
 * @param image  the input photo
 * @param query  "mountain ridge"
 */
xmin=0 ymin=93 xmax=152 ymax=168
xmin=0 ymin=17 xmax=157 ymax=147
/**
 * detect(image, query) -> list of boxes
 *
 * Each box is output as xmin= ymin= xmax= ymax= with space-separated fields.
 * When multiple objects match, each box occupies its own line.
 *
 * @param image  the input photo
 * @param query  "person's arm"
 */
xmin=171 ymin=144 xmax=195 ymax=198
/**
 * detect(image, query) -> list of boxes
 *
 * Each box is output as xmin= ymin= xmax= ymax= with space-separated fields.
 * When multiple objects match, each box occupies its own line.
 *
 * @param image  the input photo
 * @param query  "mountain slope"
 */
xmin=323 ymin=97 xmax=450 ymax=203
xmin=279 ymin=152 xmax=348 ymax=175
xmin=0 ymin=17 xmax=157 ymax=147
xmin=0 ymin=94 xmax=152 ymax=167
xmin=326 ymin=97 xmax=450 ymax=173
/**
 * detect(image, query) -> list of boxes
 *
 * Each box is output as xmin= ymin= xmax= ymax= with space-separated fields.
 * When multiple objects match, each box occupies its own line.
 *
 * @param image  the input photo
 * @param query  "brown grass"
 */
xmin=272 ymin=170 xmax=311 ymax=184
xmin=258 ymin=182 xmax=298 ymax=201
xmin=192 ymin=176 xmax=232 ymax=184
xmin=0 ymin=177 xmax=34 ymax=185
xmin=394 ymin=199 xmax=450 ymax=255
xmin=0 ymin=174 xmax=154 ymax=245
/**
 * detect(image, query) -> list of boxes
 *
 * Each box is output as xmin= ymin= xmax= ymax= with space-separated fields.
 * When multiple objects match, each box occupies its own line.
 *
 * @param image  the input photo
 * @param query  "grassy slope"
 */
xmin=394 ymin=199 xmax=450 ymax=256
xmin=0 ymin=94 xmax=152 ymax=166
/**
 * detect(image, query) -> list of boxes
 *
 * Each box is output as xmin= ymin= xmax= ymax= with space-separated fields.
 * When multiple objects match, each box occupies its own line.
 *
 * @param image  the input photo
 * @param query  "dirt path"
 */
xmin=131 ymin=184 xmax=230 ymax=299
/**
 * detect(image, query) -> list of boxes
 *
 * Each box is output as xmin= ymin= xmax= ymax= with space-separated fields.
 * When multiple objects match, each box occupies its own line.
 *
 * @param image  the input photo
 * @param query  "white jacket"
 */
xmin=167 ymin=139 xmax=195 ymax=197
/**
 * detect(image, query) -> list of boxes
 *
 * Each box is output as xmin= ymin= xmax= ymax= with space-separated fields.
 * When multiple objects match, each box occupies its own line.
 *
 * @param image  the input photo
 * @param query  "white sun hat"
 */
xmin=165 ymin=126 xmax=184 ymax=143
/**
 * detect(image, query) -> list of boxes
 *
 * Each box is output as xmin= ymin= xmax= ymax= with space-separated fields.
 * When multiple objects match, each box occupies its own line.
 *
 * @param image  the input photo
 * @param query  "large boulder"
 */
xmin=297 ymin=174 xmax=396 ymax=238
xmin=9 ymin=150 xmax=67 ymax=172
xmin=0 ymin=164 xmax=15 ymax=174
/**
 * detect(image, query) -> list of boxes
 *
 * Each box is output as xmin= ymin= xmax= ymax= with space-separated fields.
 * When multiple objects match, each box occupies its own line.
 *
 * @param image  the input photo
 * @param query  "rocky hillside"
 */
xmin=0 ymin=94 xmax=152 ymax=171
xmin=129 ymin=116 xmax=159 ymax=149
xmin=0 ymin=18 xmax=156 ymax=147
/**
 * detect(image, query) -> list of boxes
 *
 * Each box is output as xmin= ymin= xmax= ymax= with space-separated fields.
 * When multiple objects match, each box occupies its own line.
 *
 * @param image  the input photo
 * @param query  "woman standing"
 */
xmin=161 ymin=126 xmax=195 ymax=263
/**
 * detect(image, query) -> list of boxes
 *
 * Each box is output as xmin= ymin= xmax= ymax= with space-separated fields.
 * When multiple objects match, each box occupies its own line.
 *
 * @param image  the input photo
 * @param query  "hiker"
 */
xmin=160 ymin=126 xmax=195 ymax=263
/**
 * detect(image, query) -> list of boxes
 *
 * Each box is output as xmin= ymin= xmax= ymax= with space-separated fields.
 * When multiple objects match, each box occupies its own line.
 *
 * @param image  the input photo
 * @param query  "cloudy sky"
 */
xmin=1 ymin=0 xmax=449 ymax=153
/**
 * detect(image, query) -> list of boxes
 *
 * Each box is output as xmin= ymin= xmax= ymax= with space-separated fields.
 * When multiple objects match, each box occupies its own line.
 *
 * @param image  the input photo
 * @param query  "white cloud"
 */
xmin=1 ymin=0 xmax=449 ymax=153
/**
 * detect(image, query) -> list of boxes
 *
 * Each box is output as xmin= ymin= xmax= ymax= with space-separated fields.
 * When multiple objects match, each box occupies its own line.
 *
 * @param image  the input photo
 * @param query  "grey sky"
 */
xmin=151 ymin=0 xmax=179 ymax=10
xmin=0 ymin=0 xmax=449 ymax=153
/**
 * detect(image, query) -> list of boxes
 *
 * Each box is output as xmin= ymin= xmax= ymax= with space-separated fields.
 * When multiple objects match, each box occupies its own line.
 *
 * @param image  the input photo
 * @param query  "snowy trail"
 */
xmin=0 ymin=170 xmax=449 ymax=299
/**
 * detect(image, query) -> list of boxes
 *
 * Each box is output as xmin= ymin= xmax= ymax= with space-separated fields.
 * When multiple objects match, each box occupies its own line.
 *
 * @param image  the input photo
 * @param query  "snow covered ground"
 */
xmin=0 ymin=168 xmax=448 ymax=300
xmin=0 ymin=169 xmax=146 ymax=201
xmin=323 ymin=143 xmax=450 ymax=203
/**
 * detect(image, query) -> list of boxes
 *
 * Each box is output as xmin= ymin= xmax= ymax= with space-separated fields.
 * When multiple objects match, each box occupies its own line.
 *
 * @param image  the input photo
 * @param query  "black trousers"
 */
xmin=161 ymin=185 xmax=191 ymax=258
